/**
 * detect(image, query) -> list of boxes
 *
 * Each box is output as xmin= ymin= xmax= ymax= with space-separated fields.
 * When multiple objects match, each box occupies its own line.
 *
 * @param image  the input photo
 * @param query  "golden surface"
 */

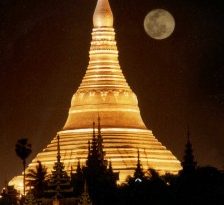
xmin=10 ymin=0 xmax=181 ymax=192
xmin=93 ymin=0 xmax=113 ymax=27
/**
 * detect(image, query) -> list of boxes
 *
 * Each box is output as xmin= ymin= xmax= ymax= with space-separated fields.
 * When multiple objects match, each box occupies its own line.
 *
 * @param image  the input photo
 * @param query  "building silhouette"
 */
xmin=181 ymin=128 xmax=197 ymax=174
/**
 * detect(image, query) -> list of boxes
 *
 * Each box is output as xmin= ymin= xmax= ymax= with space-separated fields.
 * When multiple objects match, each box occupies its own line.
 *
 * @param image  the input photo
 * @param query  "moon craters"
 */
xmin=144 ymin=9 xmax=175 ymax=40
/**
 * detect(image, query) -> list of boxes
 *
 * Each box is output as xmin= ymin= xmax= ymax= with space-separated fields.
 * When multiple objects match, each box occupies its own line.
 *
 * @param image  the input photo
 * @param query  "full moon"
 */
xmin=144 ymin=9 xmax=175 ymax=40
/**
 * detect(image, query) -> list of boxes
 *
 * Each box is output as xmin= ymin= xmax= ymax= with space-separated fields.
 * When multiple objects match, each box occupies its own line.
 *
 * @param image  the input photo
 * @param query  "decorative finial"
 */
xmin=134 ymin=149 xmax=144 ymax=180
xmin=77 ymin=159 xmax=82 ymax=173
xmin=93 ymin=122 xmax=96 ymax=138
xmin=137 ymin=149 xmax=140 ymax=166
xmin=181 ymin=126 xmax=197 ymax=173
xmin=97 ymin=114 xmax=101 ymax=135
xmin=88 ymin=141 xmax=91 ymax=152
xmin=93 ymin=0 xmax=113 ymax=27
xmin=57 ymin=135 xmax=61 ymax=162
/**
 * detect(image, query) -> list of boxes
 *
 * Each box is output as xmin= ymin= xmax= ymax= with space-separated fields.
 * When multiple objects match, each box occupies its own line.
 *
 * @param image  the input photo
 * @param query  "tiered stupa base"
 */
xmin=10 ymin=127 xmax=180 ymax=191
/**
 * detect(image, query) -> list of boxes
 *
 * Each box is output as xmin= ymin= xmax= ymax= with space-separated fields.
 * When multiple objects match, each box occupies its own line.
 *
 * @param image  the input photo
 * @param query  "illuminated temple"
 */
xmin=10 ymin=0 xmax=181 ymax=191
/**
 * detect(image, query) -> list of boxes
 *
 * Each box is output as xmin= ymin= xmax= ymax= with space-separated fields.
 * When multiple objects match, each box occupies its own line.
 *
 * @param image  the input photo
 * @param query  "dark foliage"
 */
xmin=26 ymin=161 xmax=48 ymax=198
xmin=175 ymin=166 xmax=224 ymax=205
xmin=15 ymin=138 xmax=32 ymax=162
xmin=12 ymin=134 xmax=224 ymax=205
xmin=15 ymin=138 xmax=32 ymax=196
xmin=0 ymin=186 xmax=20 ymax=205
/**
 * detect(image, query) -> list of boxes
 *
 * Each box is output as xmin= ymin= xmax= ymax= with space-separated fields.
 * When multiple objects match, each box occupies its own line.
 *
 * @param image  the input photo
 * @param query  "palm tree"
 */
xmin=15 ymin=138 xmax=32 ymax=196
xmin=26 ymin=161 xmax=48 ymax=198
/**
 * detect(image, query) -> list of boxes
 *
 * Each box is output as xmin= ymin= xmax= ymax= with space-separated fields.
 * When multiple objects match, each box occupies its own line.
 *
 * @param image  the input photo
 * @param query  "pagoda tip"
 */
xmin=93 ymin=0 xmax=113 ymax=27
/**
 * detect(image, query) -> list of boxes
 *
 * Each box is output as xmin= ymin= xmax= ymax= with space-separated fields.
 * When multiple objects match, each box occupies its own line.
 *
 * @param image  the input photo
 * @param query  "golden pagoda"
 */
xmin=10 ymin=0 xmax=181 ymax=191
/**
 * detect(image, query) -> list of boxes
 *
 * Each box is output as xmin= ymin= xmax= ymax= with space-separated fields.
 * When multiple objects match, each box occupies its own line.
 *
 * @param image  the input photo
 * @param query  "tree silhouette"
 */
xmin=15 ymin=138 xmax=32 ymax=196
xmin=71 ymin=160 xmax=85 ymax=196
xmin=84 ymin=121 xmax=119 ymax=204
xmin=26 ymin=161 xmax=48 ymax=198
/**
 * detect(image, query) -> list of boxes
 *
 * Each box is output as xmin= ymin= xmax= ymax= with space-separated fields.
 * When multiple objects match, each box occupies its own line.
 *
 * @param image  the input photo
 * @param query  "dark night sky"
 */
xmin=0 ymin=0 xmax=224 ymax=189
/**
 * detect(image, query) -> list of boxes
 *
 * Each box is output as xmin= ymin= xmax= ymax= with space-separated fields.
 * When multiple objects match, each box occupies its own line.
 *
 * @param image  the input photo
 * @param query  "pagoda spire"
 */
xmin=93 ymin=0 xmax=113 ymax=27
xmin=63 ymin=0 xmax=146 ymax=130
xmin=97 ymin=115 xmax=105 ymax=164
xmin=91 ymin=122 xmax=98 ymax=158
xmin=93 ymin=122 xmax=96 ymax=138
xmin=87 ymin=140 xmax=91 ymax=159
xmin=57 ymin=135 xmax=61 ymax=163
xmin=86 ymin=121 xmax=106 ymax=169
xmin=77 ymin=0 xmax=131 ymax=93
xmin=133 ymin=149 xmax=144 ymax=181
xmin=97 ymin=114 xmax=101 ymax=136
xmin=76 ymin=159 xmax=82 ymax=174
xmin=181 ymin=127 xmax=197 ymax=173
xmin=47 ymin=135 xmax=72 ymax=197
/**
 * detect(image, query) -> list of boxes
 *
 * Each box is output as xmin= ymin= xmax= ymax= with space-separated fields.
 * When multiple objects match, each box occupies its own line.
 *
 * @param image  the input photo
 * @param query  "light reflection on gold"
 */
xmin=10 ymin=0 xmax=181 ymax=193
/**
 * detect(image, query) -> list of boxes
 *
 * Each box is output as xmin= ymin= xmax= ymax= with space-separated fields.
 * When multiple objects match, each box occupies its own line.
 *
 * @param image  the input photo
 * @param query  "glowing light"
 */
xmin=9 ymin=0 xmax=181 ymax=194
xmin=69 ymin=109 xmax=139 ymax=114
xmin=53 ymin=199 xmax=60 ymax=205
xmin=135 ymin=178 xmax=142 ymax=183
